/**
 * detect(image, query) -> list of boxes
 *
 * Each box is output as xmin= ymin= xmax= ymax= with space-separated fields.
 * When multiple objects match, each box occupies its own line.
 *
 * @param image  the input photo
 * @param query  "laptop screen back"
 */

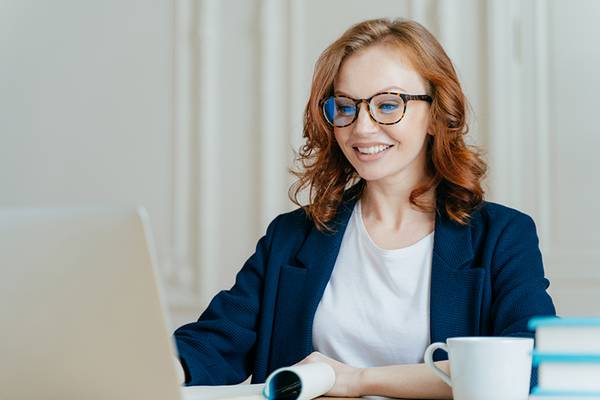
xmin=0 ymin=208 xmax=181 ymax=400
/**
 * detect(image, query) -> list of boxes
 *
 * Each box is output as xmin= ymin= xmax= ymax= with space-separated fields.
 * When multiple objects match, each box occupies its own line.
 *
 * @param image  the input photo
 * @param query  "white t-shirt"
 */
xmin=312 ymin=199 xmax=433 ymax=367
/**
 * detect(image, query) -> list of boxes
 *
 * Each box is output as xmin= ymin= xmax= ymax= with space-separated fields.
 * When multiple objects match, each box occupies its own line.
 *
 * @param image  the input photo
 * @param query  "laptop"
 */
xmin=0 ymin=208 xmax=193 ymax=400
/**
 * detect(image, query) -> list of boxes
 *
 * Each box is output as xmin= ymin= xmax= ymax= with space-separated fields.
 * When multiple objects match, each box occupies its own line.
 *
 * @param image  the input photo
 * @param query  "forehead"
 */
xmin=334 ymin=43 xmax=427 ymax=96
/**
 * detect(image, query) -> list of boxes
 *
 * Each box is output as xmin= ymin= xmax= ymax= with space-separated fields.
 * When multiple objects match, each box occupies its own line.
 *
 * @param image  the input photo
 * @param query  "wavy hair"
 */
xmin=289 ymin=18 xmax=487 ymax=232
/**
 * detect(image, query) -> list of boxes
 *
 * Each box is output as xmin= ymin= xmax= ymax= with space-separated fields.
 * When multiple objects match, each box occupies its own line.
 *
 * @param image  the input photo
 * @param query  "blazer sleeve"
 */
xmin=489 ymin=212 xmax=556 ymax=390
xmin=173 ymin=215 xmax=280 ymax=386
xmin=489 ymin=211 xmax=556 ymax=336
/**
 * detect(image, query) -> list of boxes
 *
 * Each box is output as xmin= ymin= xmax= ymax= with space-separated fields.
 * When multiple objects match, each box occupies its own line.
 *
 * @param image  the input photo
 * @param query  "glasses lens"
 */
xmin=322 ymin=96 xmax=356 ymax=127
xmin=370 ymin=93 xmax=405 ymax=124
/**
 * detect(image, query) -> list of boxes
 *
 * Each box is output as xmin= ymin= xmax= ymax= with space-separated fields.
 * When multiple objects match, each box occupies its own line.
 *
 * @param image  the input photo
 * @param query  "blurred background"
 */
xmin=1 ymin=0 xmax=599 ymax=330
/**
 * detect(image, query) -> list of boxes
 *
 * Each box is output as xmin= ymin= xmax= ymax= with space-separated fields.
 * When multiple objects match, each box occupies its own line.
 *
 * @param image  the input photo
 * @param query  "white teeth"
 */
xmin=356 ymin=144 xmax=391 ymax=154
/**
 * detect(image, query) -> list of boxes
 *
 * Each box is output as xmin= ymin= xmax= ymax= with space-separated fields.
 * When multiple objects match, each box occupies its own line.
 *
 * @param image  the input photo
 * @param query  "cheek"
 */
xmin=385 ymin=115 xmax=430 ymax=144
xmin=383 ymin=126 xmax=410 ymax=144
xmin=333 ymin=129 xmax=351 ymax=150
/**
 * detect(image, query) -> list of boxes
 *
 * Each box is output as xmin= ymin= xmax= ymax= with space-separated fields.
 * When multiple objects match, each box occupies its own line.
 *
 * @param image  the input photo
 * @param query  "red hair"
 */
xmin=289 ymin=18 xmax=487 ymax=232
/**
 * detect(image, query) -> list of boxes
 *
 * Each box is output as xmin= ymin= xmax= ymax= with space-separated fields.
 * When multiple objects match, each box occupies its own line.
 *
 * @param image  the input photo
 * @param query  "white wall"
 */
xmin=2 ymin=0 xmax=599 ymax=330
xmin=541 ymin=0 xmax=600 ymax=315
xmin=485 ymin=0 xmax=600 ymax=316
xmin=1 ymin=0 xmax=174 ymax=321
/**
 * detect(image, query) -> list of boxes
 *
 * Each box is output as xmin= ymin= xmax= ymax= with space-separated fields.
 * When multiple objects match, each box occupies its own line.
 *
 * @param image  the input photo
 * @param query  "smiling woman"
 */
xmin=173 ymin=18 xmax=556 ymax=399
xmin=291 ymin=20 xmax=487 ymax=234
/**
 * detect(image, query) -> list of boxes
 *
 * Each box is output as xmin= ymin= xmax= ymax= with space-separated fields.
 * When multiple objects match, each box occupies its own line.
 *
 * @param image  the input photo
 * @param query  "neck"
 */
xmin=360 ymin=176 xmax=435 ymax=232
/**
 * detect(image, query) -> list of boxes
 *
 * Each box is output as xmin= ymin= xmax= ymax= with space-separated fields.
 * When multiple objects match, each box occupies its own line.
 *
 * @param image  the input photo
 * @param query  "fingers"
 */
xmin=297 ymin=351 xmax=324 ymax=365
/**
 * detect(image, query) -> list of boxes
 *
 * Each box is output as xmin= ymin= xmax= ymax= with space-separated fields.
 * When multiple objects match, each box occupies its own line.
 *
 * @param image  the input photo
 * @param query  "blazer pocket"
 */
xmin=273 ymin=264 xmax=307 ymax=327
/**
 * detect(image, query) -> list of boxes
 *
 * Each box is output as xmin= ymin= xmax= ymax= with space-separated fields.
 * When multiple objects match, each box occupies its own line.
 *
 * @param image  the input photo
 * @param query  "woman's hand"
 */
xmin=296 ymin=351 xmax=365 ymax=398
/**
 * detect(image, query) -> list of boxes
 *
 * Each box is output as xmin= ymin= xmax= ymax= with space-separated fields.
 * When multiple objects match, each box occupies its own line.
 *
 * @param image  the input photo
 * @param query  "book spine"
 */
xmin=532 ymin=351 xmax=600 ymax=366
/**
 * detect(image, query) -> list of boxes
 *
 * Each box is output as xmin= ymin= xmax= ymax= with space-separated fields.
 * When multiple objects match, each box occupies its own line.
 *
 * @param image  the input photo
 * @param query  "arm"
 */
xmin=488 ymin=211 xmax=557 ymax=389
xmin=173 ymin=216 xmax=281 ymax=386
xmin=299 ymin=352 xmax=452 ymax=399
xmin=489 ymin=212 xmax=556 ymax=337
xmin=360 ymin=361 xmax=452 ymax=399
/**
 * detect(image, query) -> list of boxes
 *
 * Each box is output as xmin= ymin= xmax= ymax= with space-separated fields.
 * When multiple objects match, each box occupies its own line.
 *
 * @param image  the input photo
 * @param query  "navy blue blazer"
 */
xmin=174 ymin=187 xmax=556 ymax=387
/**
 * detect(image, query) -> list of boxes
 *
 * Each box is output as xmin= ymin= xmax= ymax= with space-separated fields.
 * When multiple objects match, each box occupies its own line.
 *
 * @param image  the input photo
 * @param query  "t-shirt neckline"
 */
xmin=355 ymin=199 xmax=434 ymax=257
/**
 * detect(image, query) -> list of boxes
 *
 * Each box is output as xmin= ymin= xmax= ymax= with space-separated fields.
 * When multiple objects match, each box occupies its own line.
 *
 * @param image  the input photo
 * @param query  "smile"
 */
xmin=353 ymin=144 xmax=394 ymax=155
xmin=351 ymin=144 xmax=394 ymax=162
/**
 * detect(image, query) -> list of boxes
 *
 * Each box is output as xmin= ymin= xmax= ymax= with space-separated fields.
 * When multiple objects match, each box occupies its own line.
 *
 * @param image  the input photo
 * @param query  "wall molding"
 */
xmin=287 ymin=0 xmax=306 ymax=203
xmin=163 ymin=0 xmax=200 ymax=308
xmin=259 ymin=0 xmax=290 ymax=228
xmin=166 ymin=0 xmax=297 ymax=311
xmin=533 ymin=0 xmax=552 ymax=251
xmin=486 ymin=0 xmax=522 ymax=207
xmin=408 ymin=0 xmax=433 ymax=31
xmin=165 ymin=0 xmax=222 ymax=309
xmin=194 ymin=0 xmax=221 ymax=308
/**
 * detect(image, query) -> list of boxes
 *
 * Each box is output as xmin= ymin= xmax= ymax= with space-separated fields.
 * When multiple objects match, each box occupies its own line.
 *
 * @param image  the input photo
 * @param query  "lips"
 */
xmin=351 ymin=142 xmax=395 ymax=148
xmin=353 ymin=144 xmax=394 ymax=155
xmin=351 ymin=143 xmax=394 ymax=162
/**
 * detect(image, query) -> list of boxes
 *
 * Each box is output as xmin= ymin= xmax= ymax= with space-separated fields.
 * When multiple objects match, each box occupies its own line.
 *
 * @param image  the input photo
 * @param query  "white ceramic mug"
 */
xmin=424 ymin=337 xmax=534 ymax=400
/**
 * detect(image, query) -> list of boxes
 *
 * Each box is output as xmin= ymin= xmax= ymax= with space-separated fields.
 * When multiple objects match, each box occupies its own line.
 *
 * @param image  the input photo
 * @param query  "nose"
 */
xmin=353 ymin=101 xmax=378 ymax=134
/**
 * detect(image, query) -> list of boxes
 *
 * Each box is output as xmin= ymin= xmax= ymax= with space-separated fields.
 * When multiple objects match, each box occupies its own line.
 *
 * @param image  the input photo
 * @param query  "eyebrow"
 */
xmin=334 ymin=86 xmax=408 ymax=97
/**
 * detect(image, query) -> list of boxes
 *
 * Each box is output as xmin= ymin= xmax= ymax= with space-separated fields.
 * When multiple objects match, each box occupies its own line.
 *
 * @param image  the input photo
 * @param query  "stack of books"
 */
xmin=528 ymin=317 xmax=600 ymax=399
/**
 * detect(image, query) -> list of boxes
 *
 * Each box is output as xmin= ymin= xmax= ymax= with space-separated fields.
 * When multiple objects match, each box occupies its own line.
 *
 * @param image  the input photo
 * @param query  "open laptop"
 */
xmin=0 ymin=208 xmax=193 ymax=400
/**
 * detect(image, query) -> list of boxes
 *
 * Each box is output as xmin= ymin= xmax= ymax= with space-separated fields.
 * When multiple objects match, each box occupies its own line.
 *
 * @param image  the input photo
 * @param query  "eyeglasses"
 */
xmin=321 ymin=92 xmax=433 ymax=128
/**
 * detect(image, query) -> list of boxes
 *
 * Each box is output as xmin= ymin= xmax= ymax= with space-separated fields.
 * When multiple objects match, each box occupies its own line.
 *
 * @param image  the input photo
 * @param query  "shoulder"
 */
xmin=469 ymin=201 xmax=536 ymax=232
xmin=268 ymin=207 xmax=312 ymax=236
xmin=261 ymin=206 xmax=313 ymax=251
xmin=464 ymin=201 xmax=540 ymax=256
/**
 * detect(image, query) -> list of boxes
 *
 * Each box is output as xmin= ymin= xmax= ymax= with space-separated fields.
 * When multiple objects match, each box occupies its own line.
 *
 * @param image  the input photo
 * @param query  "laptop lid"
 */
xmin=0 ymin=208 xmax=182 ymax=400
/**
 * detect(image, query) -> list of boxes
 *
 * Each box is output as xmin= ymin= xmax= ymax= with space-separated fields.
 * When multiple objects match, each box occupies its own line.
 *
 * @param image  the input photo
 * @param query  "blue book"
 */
xmin=530 ymin=387 xmax=600 ymax=398
xmin=529 ymin=317 xmax=600 ymax=394
xmin=528 ymin=317 xmax=600 ymax=354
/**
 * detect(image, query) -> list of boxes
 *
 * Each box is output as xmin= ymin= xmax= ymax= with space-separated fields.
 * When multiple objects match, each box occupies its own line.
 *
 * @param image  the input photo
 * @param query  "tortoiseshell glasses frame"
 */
xmin=320 ymin=91 xmax=433 ymax=128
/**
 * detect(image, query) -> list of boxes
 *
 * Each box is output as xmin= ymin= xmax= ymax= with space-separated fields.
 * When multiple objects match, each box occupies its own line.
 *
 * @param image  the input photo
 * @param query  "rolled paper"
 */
xmin=263 ymin=362 xmax=335 ymax=400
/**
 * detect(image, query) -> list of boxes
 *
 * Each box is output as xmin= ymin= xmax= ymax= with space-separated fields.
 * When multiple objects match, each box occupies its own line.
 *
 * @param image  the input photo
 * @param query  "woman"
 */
xmin=174 ymin=18 xmax=556 ymax=398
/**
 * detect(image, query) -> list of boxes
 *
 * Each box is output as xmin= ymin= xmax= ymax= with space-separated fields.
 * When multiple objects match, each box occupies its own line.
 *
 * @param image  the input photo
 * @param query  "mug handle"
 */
xmin=424 ymin=342 xmax=452 ymax=386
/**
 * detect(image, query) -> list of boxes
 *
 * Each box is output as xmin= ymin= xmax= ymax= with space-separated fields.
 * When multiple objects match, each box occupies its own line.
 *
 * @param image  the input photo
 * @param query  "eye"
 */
xmin=377 ymin=102 xmax=400 ymax=113
xmin=337 ymin=104 xmax=355 ymax=116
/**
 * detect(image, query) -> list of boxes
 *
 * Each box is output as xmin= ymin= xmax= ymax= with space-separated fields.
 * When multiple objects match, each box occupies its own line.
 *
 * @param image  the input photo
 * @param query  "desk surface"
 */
xmin=182 ymin=385 xmax=367 ymax=400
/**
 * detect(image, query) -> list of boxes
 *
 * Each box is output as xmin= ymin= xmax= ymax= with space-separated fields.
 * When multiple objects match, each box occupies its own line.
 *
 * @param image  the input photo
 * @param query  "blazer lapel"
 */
xmin=295 ymin=194 xmax=357 ymax=356
xmin=267 ymin=187 xmax=361 ymax=371
xmin=430 ymin=208 xmax=485 ymax=360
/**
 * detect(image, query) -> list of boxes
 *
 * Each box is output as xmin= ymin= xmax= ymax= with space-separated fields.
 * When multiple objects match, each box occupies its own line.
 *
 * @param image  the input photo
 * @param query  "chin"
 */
xmin=354 ymin=168 xmax=392 ymax=182
xmin=354 ymin=160 xmax=415 ymax=183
